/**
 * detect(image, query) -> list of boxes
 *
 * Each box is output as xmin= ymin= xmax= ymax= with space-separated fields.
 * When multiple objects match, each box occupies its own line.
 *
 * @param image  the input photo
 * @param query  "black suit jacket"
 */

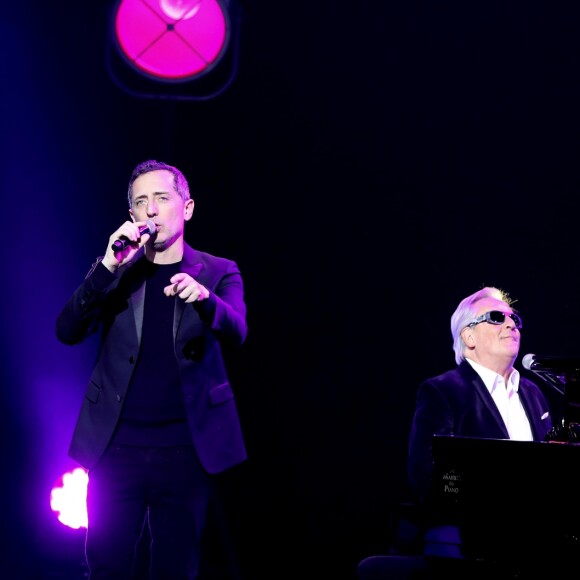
xmin=56 ymin=243 xmax=248 ymax=473
xmin=408 ymin=360 xmax=553 ymax=502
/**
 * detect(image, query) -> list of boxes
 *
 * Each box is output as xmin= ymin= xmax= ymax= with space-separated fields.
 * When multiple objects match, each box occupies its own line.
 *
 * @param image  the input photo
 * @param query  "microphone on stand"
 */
xmin=521 ymin=353 xmax=568 ymax=397
xmin=522 ymin=353 xmax=580 ymax=373
xmin=523 ymin=354 xmax=580 ymax=443
xmin=111 ymin=220 xmax=156 ymax=252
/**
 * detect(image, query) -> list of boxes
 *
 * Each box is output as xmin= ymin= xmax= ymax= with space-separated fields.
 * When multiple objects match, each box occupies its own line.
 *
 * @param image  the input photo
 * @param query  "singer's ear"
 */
xmin=184 ymin=199 xmax=194 ymax=221
xmin=129 ymin=208 xmax=136 ymax=222
xmin=462 ymin=326 xmax=475 ymax=348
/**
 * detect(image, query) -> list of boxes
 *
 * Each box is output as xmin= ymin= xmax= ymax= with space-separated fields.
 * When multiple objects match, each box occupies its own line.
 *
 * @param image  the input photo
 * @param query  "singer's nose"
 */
xmin=147 ymin=200 xmax=158 ymax=217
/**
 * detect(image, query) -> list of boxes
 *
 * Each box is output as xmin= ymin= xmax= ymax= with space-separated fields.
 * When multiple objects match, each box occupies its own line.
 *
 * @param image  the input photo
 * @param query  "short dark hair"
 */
xmin=127 ymin=160 xmax=191 ymax=207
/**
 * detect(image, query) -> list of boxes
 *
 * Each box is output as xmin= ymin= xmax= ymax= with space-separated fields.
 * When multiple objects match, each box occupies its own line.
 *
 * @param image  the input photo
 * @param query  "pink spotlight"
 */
xmin=50 ymin=468 xmax=89 ymax=530
xmin=114 ymin=0 xmax=231 ymax=82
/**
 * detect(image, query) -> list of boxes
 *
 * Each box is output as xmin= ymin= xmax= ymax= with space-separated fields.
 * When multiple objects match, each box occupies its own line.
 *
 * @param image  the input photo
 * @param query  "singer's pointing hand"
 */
xmin=102 ymin=221 xmax=152 ymax=272
xmin=164 ymin=273 xmax=209 ymax=303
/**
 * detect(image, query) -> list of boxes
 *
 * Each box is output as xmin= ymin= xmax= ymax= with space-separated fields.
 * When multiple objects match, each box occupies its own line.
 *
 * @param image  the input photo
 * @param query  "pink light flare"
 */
xmin=50 ymin=468 xmax=89 ymax=530
xmin=159 ymin=0 xmax=202 ymax=20
xmin=114 ymin=0 xmax=229 ymax=81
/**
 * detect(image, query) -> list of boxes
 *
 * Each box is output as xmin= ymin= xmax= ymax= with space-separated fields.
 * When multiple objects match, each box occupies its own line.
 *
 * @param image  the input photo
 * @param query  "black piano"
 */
xmin=430 ymin=434 xmax=580 ymax=575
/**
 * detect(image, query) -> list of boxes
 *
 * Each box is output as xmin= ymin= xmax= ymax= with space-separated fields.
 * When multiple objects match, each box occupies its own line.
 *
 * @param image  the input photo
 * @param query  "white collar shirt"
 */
xmin=466 ymin=359 xmax=534 ymax=441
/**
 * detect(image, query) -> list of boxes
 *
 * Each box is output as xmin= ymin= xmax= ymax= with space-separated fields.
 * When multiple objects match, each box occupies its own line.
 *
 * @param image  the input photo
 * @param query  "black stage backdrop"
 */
xmin=2 ymin=2 xmax=580 ymax=578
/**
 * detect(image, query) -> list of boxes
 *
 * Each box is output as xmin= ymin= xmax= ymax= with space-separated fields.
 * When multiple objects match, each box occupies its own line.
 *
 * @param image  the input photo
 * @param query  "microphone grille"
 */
xmin=522 ymin=353 xmax=535 ymax=370
xmin=146 ymin=220 xmax=156 ymax=235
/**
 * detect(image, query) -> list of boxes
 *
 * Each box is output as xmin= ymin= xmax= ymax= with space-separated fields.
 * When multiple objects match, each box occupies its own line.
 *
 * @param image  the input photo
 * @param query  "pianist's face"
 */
xmin=463 ymin=297 xmax=521 ymax=367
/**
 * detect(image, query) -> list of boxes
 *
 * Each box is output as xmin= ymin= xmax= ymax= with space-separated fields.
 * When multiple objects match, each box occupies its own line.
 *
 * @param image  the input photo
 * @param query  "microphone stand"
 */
xmin=527 ymin=369 xmax=565 ymax=397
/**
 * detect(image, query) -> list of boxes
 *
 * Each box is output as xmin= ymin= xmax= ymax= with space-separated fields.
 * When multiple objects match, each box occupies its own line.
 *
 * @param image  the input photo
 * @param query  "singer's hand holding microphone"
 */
xmin=102 ymin=220 xmax=156 ymax=272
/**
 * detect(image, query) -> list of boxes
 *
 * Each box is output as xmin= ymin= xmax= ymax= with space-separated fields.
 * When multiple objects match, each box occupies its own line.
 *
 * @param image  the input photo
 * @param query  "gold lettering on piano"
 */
xmin=441 ymin=469 xmax=462 ymax=494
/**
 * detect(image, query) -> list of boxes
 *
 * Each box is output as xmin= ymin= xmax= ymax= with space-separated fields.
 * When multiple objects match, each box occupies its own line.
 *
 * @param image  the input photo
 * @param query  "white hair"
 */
xmin=450 ymin=287 xmax=512 ymax=365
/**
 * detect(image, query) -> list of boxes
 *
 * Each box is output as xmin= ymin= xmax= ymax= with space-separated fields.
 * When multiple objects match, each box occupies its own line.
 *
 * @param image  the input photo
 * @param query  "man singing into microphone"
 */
xmin=56 ymin=160 xmax=248 ymax=578
xmin=407 ymin=286 xmax=553 ymax=573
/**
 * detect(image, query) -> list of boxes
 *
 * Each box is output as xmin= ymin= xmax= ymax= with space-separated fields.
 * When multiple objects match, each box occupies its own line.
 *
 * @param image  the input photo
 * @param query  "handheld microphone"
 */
xmin=522 ymin=353 xmax=580 ymax=373
xmin=111 ymin=220 xmax=156 ymax=252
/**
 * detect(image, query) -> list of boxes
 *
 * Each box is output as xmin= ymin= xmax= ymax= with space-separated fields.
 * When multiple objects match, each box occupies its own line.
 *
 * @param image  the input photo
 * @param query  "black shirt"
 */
xmin=112 ymin=260 xmax=192 ymax=446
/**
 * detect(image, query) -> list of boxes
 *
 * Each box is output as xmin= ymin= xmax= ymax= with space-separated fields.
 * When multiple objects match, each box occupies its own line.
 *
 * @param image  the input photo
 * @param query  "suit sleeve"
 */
xmin=193 ymin=261 xmax=248 ymax=347
xmin=55 ymin=259 xmax=117 ymax=345
xmin=408 ymin=379 xmax=455 ymax=501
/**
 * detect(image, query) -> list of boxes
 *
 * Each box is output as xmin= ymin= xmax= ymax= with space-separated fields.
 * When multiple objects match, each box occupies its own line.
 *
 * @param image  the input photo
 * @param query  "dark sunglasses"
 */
xmin=467 ymin=310 xmax=523 ymax=329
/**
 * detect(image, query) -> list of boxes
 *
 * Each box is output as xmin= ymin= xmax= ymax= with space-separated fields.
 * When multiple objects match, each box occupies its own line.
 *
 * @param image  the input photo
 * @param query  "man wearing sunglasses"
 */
xmin=406 ymin=286 xmax=553 ymax=573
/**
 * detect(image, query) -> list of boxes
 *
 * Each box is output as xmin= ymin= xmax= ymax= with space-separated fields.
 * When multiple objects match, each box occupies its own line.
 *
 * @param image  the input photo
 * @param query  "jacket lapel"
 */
xmin=518 ymin=389 xmax=542 ymax=440
xmin=132 ymin=280 xmax=146 ymax=345
xmin=462 ymin=362 xmax=510 ymax=438
xmin=125 ymin=247 xmax=204 ymax=343
xmin=173 ymin=246 xmax=203 ymax=340
xmin=125 ymin=253 xmax=147 ymax=346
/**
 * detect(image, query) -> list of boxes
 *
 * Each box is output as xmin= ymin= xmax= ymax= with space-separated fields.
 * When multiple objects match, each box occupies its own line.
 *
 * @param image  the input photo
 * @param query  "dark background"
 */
xmin=2 ymin=1 xmax=580 ymax=578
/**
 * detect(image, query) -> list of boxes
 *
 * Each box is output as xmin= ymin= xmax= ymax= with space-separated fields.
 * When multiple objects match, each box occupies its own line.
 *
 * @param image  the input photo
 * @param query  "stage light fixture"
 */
xmin=106 ymin=0 xmax=241 ymax=100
